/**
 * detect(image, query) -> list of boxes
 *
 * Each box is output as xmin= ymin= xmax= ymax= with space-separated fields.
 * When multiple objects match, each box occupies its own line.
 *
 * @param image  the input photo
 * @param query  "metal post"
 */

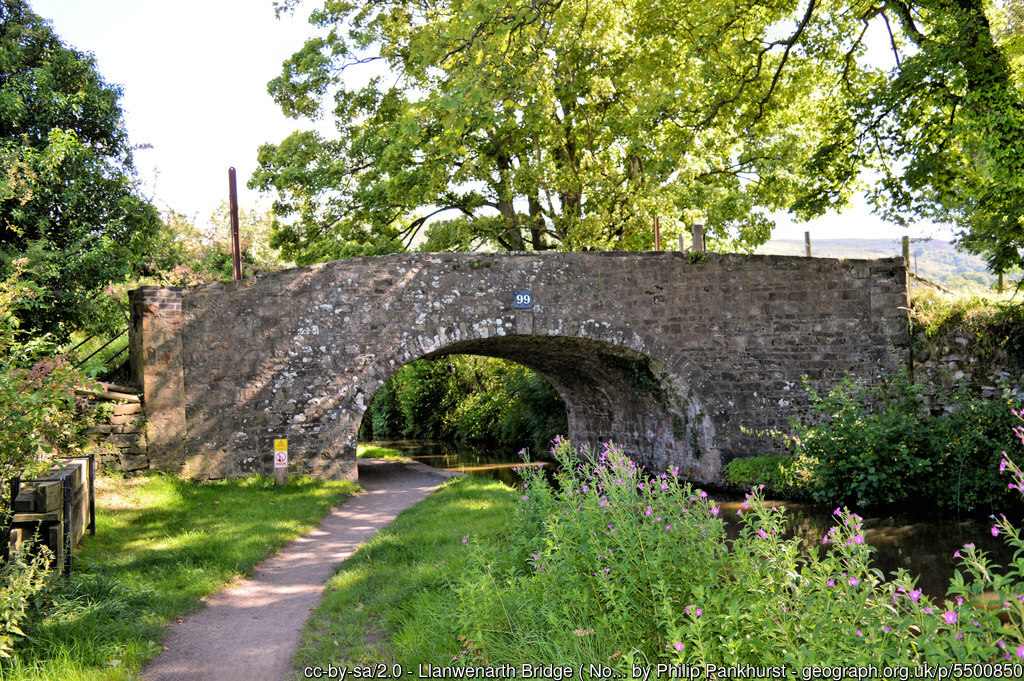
xmin=654 ymin=216 xmax=661 ymax=251
xmin=805 ymin=231 xmax=812 ymax=257
xmin=228 ymin=167 xmax=243 ymax=281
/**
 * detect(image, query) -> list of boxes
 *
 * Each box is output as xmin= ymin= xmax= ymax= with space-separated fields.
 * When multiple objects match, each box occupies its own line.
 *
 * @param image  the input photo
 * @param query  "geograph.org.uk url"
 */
xmin=795 ymin=664 xmax=1024 ymax=681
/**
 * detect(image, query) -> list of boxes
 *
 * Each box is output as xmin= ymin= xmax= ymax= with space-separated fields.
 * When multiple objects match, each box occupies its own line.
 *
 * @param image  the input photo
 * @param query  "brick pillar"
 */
xmin=129 ymin=287 xmax=186 ymax=471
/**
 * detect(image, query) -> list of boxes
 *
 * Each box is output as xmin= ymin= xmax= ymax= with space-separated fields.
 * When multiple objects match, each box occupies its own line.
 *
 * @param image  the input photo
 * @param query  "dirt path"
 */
xmin=140 ymin=459 xmax=460 ymax=681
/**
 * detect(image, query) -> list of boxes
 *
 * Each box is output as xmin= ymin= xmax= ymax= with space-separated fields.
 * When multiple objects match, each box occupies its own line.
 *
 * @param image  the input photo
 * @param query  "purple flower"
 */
xmin=992 ymin=525 xmax=1000 ymax=537
xmin=674 ymin=642 xmax=684 ymax=651
xmin=849 ymin=577 xmax=859 ymax=587
xmin=1017 ymin=645 xmax=1024 ymax=658
xmin=711 ymin=507 xmax=720 ymax=516
xmin=853 ymin=534 xmax=864 ymax=544
xmin=827 ymin=579 xmax=835 ymax=587
xmin=757 ymin=528 xmax=768 ymax=539
xmin=943 ymin=611 xmax=957 ymax=625
xmin=910 ymin=589 xmax=921 ymax=602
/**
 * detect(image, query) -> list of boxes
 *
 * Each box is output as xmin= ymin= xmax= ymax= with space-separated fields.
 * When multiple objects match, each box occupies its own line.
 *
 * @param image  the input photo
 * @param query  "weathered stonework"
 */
xmin=84 ymin=402 xmax=151 ymax=473
xmin=129 ymin=251 xmax=909 ymax=484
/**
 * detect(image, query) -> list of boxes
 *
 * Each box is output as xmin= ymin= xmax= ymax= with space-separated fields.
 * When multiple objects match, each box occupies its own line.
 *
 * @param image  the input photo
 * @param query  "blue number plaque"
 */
xmin=513 ymin=290 xmax=533 ymax=309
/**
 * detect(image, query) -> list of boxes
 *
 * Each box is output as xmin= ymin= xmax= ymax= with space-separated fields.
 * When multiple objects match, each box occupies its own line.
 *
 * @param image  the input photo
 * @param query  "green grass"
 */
xmin=2 ymin=473 xmax=359 ymax=681
xmin=291 ymin=476 xmax=515 ymax=677
xmin=356 ymin=444 xmax=412 ymax=461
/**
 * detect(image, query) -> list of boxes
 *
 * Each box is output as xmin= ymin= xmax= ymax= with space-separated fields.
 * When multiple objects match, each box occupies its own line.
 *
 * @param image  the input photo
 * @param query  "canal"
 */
xmin=364 ymin=440 xmax=1013 ymax=598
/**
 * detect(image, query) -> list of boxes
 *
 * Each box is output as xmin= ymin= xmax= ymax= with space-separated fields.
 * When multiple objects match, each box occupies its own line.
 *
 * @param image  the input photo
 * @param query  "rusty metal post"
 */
xmin=654 ymin=216 xmax=661 ymax=251
xmin=805 ymin=231 xmax=812 ymax=257
xmin=228 ymin=167 xmax=242 ymax=281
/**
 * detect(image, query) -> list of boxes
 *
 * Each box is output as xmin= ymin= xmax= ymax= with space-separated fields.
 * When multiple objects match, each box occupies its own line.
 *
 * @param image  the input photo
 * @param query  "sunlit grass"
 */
xmin=292 ymin=476 xmax=515 ymax=675
xmin=2 ymin=472 xmax=359 ymax=681
xmin=356 ymin=444 xmax=412 ymax=461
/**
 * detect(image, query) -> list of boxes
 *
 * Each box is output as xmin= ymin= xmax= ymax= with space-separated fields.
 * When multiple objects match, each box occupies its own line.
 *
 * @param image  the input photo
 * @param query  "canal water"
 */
xmin=364 ymin=440 xmax=1013 ymax=598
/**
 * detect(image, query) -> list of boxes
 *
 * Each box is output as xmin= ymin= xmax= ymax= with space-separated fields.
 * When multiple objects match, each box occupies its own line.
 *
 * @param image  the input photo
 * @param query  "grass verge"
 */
xmin=3 ymin=472 xmax=359 ymax=681
xmin=356 ymin=444 xmax=412 ymax=462
xmin=291 ymin=476 xmax=515 ymax=677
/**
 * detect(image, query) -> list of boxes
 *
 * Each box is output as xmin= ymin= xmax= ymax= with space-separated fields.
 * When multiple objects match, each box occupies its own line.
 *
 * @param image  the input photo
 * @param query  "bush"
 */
xmin=723 ymin=454 xmax=799 ymax=495
xmin=453 ymin=425 xmax=1024 ymax=669
xmin=784 ymin=372 xmax=1020 ymax=511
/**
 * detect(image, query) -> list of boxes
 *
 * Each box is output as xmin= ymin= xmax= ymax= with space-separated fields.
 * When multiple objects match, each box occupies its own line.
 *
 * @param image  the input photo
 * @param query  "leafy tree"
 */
xmin=788 ymin=0 xmax=1024 ymax=278
xmin=261 ymin=0 xmax=1024 ymax=276
xmin=0 ymin=0 xmax=160 ymax=338
xmin=255 ymin=0 xmax=832 ymax=262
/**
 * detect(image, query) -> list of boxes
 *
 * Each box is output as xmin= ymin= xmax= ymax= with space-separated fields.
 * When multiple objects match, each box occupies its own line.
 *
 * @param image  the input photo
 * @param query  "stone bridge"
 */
xmin=128 ymin=251 xmax=908 ymax=483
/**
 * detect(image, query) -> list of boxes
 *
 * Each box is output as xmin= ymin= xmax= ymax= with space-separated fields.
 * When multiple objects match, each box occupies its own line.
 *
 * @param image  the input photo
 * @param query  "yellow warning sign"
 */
xmin=274 ymin=439 xmax=288 ymax=452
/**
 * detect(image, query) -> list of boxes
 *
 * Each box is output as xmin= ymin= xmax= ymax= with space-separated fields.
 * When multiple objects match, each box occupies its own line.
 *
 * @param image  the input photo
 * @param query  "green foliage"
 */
xmin=723 ymin=454 xmax=798 ymax=495
xmin=783 ymin=373 xmax=1021 ymax=511
xmin=0 ymin=261 xmax=97 ymax=497
xmin=254 ymin=0 xmax=832 ymax=260
xmin=361 ymin=356 xmax=567 ymax=451
xmin=1 ymin=473 xmax=359 ymax=679
xmin=0 ymin=0 xmax=161 ymax=338
xmin=448 ymin=435 xmax=1024 ymax=670
xmin=0 ymin=543 xmax=52 ymax=659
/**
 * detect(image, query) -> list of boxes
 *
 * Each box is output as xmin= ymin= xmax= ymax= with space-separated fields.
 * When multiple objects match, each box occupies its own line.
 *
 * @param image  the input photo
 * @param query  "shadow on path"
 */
xmin=140 ymin=460 xmax=459 ymax=681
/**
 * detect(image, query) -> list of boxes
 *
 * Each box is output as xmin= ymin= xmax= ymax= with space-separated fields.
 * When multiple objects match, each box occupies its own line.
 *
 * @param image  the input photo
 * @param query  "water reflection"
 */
xmin=365 ymin=440 xmax=549 ymax=487
xmin=365 ymin=440 xmax=1014 ymax=598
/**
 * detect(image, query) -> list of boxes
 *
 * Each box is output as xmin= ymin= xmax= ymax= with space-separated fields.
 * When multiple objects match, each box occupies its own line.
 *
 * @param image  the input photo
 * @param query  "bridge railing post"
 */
xmin=690 ymin=223 xmax=706 ymax=253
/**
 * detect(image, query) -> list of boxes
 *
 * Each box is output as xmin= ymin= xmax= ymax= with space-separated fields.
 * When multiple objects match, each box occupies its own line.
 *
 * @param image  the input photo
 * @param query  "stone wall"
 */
xmin=84 ymin=402 xmax=150 ymax=473
xmin=129 ymin=251 xmax=909 ymax=484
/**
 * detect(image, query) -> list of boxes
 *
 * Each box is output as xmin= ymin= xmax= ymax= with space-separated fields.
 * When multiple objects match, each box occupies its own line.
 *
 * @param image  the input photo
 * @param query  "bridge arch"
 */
xmin=346 ymin=334 xmax=719 ymax=480
xmin=128 ymin=251 xmax=908 ymax=483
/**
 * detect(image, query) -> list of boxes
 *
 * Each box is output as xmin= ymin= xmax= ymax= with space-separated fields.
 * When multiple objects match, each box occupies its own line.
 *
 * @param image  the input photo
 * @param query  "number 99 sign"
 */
xmin=513 ymin=290 xmax=533 ymax=309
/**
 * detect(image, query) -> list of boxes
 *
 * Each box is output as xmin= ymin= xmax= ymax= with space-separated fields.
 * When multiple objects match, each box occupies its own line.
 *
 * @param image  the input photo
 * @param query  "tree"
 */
xmin=789 ymin=0 xmax=1024 ymax=278
xmin=262 ymin=0 xmax=1024 ymax=276
xmin=254 ymin=0 xmax=832 ymax=262
xmin=0 ymin=0 xmax=160 ymax=338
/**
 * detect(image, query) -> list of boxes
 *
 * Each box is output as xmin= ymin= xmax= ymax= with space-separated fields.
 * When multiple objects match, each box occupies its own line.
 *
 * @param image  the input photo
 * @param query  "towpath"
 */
xmin=140 ymin=459 xmax=459 ymax=681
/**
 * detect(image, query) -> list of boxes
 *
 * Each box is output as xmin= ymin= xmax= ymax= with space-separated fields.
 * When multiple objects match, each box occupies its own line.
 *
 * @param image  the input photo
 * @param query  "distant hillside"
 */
xmin=755 ymin=238 xmax=995 ymax=290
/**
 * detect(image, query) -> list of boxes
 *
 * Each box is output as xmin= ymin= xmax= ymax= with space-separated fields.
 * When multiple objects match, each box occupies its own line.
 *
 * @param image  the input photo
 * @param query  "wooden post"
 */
xmin=805 ymin=231 xmax=812 ymax=257
xmin=678 ymin=234 xmax=686 ymax=251
xmin=273 ymin=438 xmax=288 ymax=486
xmin=902 ymin=235 xmax=910 ymax=265
xmin=653 ymin=216 xmax=661 ymax=251
xmin=228 ymin=167 xmax=242 ymax=281
xmin=691 ymin=223 xmax=706 ymax=253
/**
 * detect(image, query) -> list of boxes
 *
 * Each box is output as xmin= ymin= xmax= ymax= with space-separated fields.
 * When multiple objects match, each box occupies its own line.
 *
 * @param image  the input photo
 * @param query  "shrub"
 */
xmin=784 ymin=372 xmax=1020 ymax=511
xmin=723 ymin=454 xmax=799 ymax=495
xmin=454 ymin=422 xmax=1024 ymax=669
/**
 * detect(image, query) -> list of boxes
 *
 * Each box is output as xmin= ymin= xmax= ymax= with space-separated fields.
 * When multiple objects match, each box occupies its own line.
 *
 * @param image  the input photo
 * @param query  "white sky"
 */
xmin=30 ymin=0 xmax=957 ymax=243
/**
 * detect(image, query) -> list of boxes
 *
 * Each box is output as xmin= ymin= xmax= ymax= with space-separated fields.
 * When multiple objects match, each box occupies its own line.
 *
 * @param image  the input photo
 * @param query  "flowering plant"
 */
xmin=455 ymin=415 xmax=1024 ymax=670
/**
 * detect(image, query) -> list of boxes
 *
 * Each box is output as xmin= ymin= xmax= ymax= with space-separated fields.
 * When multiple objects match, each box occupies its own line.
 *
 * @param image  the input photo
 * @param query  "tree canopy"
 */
xmin=258 ymin=0 xmax=1024 ymax=274
xmin=0 ymin=0 xmax=160 ymax=338
xmin=254 ymin=0 xmax=838 ymax=262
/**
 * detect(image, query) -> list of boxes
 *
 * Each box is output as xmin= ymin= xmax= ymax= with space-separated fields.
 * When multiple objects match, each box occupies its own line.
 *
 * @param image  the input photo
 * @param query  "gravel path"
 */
xmin=140 ymin=459 xmax=460 ymax=681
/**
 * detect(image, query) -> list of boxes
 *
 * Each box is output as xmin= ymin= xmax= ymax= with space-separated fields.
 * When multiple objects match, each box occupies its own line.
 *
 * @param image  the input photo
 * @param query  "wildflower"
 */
xmin=711 ymin=507 xmax=720 ymax=516
xmin=699 ymin=491 xmax=707 ymax=499
xmin=924 ymin=607 xmax=933 ymax=614
xmin=909 ymin=590 xmax=921 ymax=602
xmin=665 ymin=525 xmax=672 ymax=531
xmin=757 ymin=528 xmax=768 ymax=539
xmin=883 ymin=626 xmax=890 ymax=633
xmin=856 ymin=630 xmax=862 ymax=636
xmin=462 ymin=534 xmax=469 ymax=544
xmin=943 ymin=611 xmax=957 ymax=625
xmin=674 ymin=642 xmax=684 ymax=652
xmin=827 ymin=580 xmax=835 ymax=587
xmin=849 ymin=577 xmax=859 ymax=587
xmin=992 ymin=525 xmax=1000 ymax=537
xmin=1018 ymin=645 xmax=1024 ymax=658
xmin=853 ymin=534 xmax=864 ymax=544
